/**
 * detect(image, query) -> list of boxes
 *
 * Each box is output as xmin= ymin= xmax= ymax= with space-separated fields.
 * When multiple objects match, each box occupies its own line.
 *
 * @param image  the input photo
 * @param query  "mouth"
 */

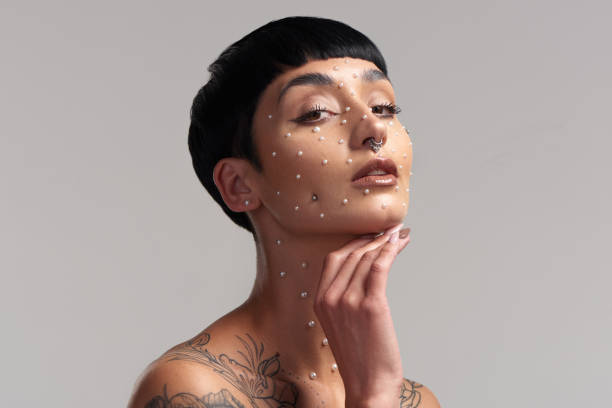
xmin=351 ymin=157 xmax=398 ymax=187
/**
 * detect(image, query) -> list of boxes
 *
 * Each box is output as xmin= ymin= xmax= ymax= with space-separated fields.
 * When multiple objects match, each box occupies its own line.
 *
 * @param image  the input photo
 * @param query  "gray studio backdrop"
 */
xmin=1 ymin=1 xmax=610 ymax=406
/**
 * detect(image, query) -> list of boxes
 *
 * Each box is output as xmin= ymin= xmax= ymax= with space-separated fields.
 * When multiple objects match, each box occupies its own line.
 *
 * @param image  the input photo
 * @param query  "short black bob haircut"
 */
xmin=188 ymin=16 xmax=389 ymax=242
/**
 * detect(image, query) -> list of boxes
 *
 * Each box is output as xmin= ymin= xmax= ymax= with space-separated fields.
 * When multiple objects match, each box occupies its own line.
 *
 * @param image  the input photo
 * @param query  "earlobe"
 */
xmin=213 ymin=158 xmax=258 ymax=212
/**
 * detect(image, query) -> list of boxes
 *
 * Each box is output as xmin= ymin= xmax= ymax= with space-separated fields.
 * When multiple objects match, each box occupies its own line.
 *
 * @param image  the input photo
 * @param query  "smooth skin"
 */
xmin=128 ymin=57 xmax=440 ymax=408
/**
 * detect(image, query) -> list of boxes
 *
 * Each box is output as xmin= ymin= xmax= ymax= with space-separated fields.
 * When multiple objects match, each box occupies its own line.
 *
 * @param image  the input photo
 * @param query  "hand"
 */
xmin=314 ymin=223 xmax=412 ymax=407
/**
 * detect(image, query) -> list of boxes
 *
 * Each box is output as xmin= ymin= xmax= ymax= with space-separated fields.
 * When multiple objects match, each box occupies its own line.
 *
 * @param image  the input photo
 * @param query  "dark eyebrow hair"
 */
xmin=277 ymin=68 xmax=392 ymax=106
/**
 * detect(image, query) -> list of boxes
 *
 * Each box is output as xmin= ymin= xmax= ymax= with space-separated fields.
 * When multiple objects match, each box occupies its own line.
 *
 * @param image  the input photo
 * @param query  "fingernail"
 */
xmin=389 ymin=230 xmax=399 ymax=243
xmin=384 ymin=223 xmax=404 ymax=237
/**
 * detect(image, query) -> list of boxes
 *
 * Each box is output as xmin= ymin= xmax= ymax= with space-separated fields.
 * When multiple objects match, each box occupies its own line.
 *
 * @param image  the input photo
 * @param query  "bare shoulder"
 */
xmin=127 ymin=330 xmax=298 ymax=408
xmin=127 ymin=332 xmax=251 ymax=408
xmin=401 ymin=378 xmax=441 ymax=408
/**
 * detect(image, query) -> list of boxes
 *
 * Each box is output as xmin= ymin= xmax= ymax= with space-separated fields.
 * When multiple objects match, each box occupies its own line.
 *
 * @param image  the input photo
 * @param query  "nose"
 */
xmin=350 ymin=109 xmax=388 ymax=153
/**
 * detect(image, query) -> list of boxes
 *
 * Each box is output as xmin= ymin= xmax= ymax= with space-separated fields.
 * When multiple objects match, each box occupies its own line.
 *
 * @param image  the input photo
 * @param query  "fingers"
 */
xmin=364 ymin=236 xmax=403 ymax=297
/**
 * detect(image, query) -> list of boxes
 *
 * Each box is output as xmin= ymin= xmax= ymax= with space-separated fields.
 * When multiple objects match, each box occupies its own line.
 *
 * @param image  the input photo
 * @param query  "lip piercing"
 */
xmin=313 ymin=126 xmax=320 ymax=133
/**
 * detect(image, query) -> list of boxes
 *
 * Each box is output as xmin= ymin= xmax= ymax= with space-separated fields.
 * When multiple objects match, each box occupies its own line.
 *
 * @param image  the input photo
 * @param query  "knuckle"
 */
xmin=340 ymin=292 xmax=360 ymax=310
xmin=370 ymin=260 xmax=390 ymax=275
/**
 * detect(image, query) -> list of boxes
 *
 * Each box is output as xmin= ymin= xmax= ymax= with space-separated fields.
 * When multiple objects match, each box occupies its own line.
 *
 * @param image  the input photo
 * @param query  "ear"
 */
xmin=213 ymin=158 xmax=259 ymax=212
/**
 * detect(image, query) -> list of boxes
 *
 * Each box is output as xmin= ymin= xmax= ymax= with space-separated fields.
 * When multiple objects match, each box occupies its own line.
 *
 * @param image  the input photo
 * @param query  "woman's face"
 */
xmin=250 ymin=57 xmax=413 ymax=235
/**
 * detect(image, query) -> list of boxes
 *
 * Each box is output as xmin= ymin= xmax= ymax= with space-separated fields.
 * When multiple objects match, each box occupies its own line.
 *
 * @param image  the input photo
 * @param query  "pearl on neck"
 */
xmin=279 ymin=271 xmax=287 ymax=277
xmin=307 ymin=320 xmax=316 ymax=328
xmin=300 ymin=291 xmax=308 ymax=298
xmin=322 ymin=337 xmax=328 ymax=346
xmin=331 ymin=363 xmax=338 ymax=372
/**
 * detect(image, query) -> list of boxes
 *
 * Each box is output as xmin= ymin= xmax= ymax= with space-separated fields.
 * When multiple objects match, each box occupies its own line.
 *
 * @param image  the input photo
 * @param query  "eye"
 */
xmin=372 ymin=102 xmax=402 ymax=116
xmin=293 ymin=104 xmax=336 ymax=124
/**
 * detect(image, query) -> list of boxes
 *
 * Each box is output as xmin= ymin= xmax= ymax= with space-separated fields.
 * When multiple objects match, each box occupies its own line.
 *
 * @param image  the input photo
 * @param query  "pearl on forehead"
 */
xmin=345 ymin=106 xmax=351 ymax=112
xmin=363 ymin=189 xmax=370 ymax=195
xmin=352 ymin=72 xmax=358 ymax=78
xmin=296 ymin=174 xmax=301 ymax=179
xmin=309 ymin=372 xmax=317 ymax=380
xmin=308 ymin=320 xmax=316 ymax=327
xmin=361 ymin=114 xmax=367 ymax=120
xmin=300 ymin=291 xmax=308 ymax=298
xmin=338 ymin=139 xmax=344 ymax=144
xmin=280 ymin=271 xmax=287 ymax=277
xmin=338 ymin=82 xmax=344 ymax=88
xmin=321 ymin=159 xmax=328 ymax=165
xmin=297 ymin=150 xmax=303 ymax=157
xmin=313 ymin=126 xmax=320 ymax=133
xmin=322 ymin=337 xmax=328 ymax=346
xmin=341 ymin=119 xmax=347 ymax=125
xmin=346 ymin=158 xmax=352 ymax=164
xmin=285 ymin=132 xmax=291 ymax=138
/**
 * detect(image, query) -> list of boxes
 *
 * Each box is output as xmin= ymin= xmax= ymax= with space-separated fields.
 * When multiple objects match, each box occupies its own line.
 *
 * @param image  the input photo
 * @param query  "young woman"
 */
xmin=128 ymin=16 xmax=440 ymax=408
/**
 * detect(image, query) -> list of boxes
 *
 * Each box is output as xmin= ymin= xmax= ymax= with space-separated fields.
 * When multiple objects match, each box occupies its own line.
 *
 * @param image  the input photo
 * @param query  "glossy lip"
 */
xmin=351 ymin=174 xmax=398 ymax=187
xmin=351 ymin=157 xmax=398 ymax=182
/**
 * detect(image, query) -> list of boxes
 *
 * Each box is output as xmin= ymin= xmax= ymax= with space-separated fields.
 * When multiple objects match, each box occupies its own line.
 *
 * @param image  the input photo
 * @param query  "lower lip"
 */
xmin=351 ymin=174 xmax=397 ymax=187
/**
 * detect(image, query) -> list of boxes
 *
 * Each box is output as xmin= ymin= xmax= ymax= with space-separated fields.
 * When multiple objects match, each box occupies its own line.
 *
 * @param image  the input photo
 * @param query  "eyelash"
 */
xmin=295 ymin=102 xmax=402 ymax=124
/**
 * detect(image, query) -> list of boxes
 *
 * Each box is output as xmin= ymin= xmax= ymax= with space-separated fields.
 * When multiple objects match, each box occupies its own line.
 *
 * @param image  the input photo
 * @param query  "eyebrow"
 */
xmin=276 ymin=68 xmax=392 ymax=106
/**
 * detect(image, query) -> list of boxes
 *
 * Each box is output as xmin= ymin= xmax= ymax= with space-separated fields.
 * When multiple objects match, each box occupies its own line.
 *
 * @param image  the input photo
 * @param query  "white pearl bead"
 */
xmin=276 ymin=239 xmax=281 ymax=245
xmin=364 ymin=189 xmax=370 ymax=195
xmin=395 ymin=185 xmax=399 ymax=192
xmin=402 ymin=202 xmax=407 ymax=207
xmin=313 ymin=126 xmax=320 ymax=133
xmin=322 ymin=159 xmax=328 ymax=165
xmin=333 ymin=65 xmax=339 ymax=71
xmin=338 ymin=82 xmax=344 ymax=88
xmin=342 ymin=198 xmax=348 ymax=205
xmin=331 ymin=363 xmax=338 ymax=372
xmin=320 ymin=213 xmax=324 ymax=218
xmin=294 ymin=205 xmax=299 ymax=211
xmin=322 ymin=337 xmax=328 ymax=346
xmin=381 ymin=203 xmax=387 ymax=209
xmin=285 ymin=132 xmax=291 ymax=138
xmin=406 ymin=188 xmax=410 ymax=192
xmin=338 ymin=139 xmax=344 ymax=144
xmin=268 ymin=114 xmax=272 ymax=119
xmin=308 ymin=320 xmax=316 ymax=327
xmin=361 ymin=114 xmax=367 ymax=119
xmin=388 ymin=121 xmax=393 ymax=126
xmin=341 ymin=119 xmax=347 ymax=125
xmin=399 ymin=164 xmax=403 ymax=169
xmin=309 ymin=372 xmax=317 ymax=380
xmin=319 ymin=136 xmax=325 ymax=141
xmin=410 ymin=171 xmax=413 ymax=175
xmin=352 ymin=72 xmax=358 ymax=78
xmin=280 ymin=271 xmax=287 ymax=277
xmin=297 ymin=150 xmax=303 ymax=157
xmin=346 ymin=158 xmax=352 ymax=164
xmin=301 ymin=261 xmax=308 ymax=268
xmin=276 ymin=191 xmax=280 ymax=195
xmin=296 ymin=174 xmax=301 ymax=179
xmin=300 ymin=291 xmax=308 ymax=298
xmin=345 ymin=106 xmax=351 ymax=112
xmin=409 ymin=141 xmax=413 ymax=145
xmin=272 ymin=151 xmax=277 ymax=157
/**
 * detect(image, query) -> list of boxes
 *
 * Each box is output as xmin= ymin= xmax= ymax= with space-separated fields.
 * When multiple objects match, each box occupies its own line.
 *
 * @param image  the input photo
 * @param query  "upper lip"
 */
xmin=352 ymin=157 xmax=398 ymax=181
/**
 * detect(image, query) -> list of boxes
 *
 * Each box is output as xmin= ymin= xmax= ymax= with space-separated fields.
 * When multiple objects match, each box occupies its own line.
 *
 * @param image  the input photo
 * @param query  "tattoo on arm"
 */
xmin=399 ymin=379 xmax=423 ymax=408
xmin=145 ymin=383 xmax=245 ymax=407
xmin=160 ymin=332 xmax=298 ymax=408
